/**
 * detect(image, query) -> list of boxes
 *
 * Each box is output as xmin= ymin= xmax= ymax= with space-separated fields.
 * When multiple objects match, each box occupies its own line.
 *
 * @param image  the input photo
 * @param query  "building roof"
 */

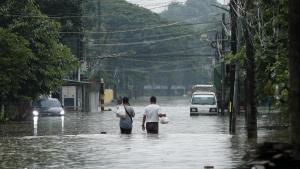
xmin=63 ymin=79 xmax=91 ymax=86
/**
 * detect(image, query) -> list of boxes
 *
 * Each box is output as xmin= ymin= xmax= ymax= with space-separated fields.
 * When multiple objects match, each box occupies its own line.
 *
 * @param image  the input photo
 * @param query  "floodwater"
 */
xmin=0 ymin=96 xmax=288 ymax=169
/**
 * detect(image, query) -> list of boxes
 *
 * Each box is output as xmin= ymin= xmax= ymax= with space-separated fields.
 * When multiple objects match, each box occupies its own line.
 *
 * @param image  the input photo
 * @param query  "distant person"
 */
xmin=116 ymin=97 xmax=135 ymax=134
xmin=142 ymin=96 xmax=165 ymax=134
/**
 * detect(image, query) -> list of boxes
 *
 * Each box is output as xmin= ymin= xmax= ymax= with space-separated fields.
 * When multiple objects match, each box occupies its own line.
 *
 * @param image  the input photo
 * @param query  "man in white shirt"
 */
xmin=142 ymin=96 xmax=165 ymax=134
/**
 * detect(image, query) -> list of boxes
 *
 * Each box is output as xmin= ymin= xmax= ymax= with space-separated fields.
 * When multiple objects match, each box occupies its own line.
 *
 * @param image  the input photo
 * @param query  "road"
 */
xmin=0 ymin=96 xmax=288 ymax=169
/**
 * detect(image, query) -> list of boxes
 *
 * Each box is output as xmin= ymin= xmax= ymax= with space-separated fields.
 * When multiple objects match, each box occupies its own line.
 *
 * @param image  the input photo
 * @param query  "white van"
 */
xmin=190 ymin=92 xmax=218 ymax=115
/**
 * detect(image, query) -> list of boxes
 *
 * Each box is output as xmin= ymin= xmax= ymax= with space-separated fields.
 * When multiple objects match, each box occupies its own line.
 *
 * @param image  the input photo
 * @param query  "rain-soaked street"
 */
xmin=0 ymin=97 xmax=288 ymax=169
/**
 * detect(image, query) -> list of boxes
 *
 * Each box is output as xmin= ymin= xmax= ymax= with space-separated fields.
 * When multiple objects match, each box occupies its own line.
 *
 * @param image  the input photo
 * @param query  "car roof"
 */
xmin=192 ymin=91 xmax=215 ymax=95
xmin=35 ymin=98 xmax=60 ymax=102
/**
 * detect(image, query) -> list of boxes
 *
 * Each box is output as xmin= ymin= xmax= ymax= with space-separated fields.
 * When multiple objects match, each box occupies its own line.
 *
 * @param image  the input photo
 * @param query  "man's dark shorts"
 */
xmin=120 ymin=128 xmax=132 ymax=134
xmin=146 ymin=122 xmax=159 ymax=134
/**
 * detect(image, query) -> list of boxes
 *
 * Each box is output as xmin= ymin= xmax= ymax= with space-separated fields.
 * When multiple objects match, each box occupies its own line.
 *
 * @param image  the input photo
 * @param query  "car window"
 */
xmin=40 ymin=100 xmax=62 ymax=107
xmin=192 ymin=95 xmax=216 ymax=105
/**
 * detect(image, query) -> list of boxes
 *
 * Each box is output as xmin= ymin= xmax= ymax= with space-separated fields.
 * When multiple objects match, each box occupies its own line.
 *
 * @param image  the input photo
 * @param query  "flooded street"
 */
xmin=0 ymin=97 xmax=288 ymax=169
xmin=0 ymin=0 xmax=294 ymax=168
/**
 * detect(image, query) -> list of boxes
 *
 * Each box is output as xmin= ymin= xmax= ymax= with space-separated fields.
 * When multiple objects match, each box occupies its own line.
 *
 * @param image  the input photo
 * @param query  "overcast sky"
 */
xmin=126 ymin=0 xmax=229 ymax=13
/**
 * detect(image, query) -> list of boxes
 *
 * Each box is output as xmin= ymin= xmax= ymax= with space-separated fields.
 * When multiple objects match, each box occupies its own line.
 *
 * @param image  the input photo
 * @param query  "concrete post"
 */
xmin=100 ymin=78 xmax=105 ymax=111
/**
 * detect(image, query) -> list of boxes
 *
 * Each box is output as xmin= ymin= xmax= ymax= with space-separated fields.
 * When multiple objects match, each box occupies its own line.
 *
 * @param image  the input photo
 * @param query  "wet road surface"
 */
xmin=0 ymin=97 xmax=288 ymax=169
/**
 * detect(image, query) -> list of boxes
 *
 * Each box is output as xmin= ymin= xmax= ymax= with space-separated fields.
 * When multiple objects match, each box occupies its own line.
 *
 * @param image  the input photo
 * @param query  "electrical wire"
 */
xmin=99 ymin=66 xmax=211 ymax=73
xmin=109 ymin=57 xmax=205 ymax=63
xmin=56 ymin=21 xmax=220 ymax=34
xmin=87 ymin=32 xmax=192 ymax=42
xmin=87 ymin=29 xmax=216 ymax=46
xmin=88 ymin=54 xmax=215 ymax=60
xmin=2 ymin=11 xmax=222 ymax=20
xmin=89 ymin=34 xmax=192 ymax=46
xmin=86 ymin=46 xmax=213 ymax=60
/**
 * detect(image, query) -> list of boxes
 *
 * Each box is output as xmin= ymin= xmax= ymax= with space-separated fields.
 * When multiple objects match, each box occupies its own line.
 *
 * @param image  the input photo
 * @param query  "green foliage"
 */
xmin=36 ymin=0 xmax=85 ymax=60
xmin=0 ymin=0 xmax=77 ymax=117
xmin=221 ymin=0 xmax=288 ymax=111
xmin=224 ymin=46 xmax=246 ymax=65
xmin=36 ymin=0 xmax=83 ymax=33
xmin=254 ymin=0 xmax=288 ymax=109
xmin=0 ymin=28 xmax=33 ymax=101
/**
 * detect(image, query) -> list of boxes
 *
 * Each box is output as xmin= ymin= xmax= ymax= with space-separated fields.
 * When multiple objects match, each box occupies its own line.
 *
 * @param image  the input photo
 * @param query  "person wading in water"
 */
xmin=142 ymin=96 xmax=165 ymax=134
xmin=116 ymin=97 xmax=135 ymax=134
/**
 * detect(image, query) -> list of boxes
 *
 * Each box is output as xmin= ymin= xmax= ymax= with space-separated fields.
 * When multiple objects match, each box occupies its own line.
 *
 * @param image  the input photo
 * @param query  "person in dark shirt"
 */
xmin=116 ymin=97 xmax=135 ymax=134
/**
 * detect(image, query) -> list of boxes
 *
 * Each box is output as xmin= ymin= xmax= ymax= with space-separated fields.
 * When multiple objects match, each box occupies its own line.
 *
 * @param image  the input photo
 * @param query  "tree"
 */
xmin=0 ymin=28 xmax=33 ymax=120
xmin=254 ymin=0 xmax=288 ymax=113
xmin=37 ymin=0 xmax=85 ymax=60
xmin=289 ymin=0 xmax=300 ymax=157
xmin=0 ymin=0 xmax=77 ymax=120
xmin=7 ymin=1 xmax=77 ymax=99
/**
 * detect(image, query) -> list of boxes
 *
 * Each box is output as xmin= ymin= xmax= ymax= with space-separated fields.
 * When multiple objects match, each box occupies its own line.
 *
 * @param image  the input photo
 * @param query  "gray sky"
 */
xmin=126 ymin=0 xmax=229 ymax=13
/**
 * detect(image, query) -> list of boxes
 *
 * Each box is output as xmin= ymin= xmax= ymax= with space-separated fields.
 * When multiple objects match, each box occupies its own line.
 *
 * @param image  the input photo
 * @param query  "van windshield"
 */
xmin=192 ymin=95 xmax=216 ymax=105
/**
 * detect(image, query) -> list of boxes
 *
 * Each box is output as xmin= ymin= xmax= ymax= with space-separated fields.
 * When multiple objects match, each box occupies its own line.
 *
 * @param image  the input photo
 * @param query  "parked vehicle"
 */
xmin=191 ymin=84 xmax=216 ymax=94
xmin=190 ymin=92 xmax=218 ymax=115
xmin=32 ymin=98 xmax=65 ymax=116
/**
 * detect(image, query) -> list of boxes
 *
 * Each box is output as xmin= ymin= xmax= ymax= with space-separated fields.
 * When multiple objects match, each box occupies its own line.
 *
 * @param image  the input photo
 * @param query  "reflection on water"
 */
xmin=32 ymin=116 xmax=65 ymax=136
xmin=0 ymin=97 xmax=289 ymax=169
xmin=33 ymin=116 xmax=38 ymax=136
xmin=0 ymin=134 xmax=235 ymax=169
xmin=61 ymin=116 xmax=64 ymax=134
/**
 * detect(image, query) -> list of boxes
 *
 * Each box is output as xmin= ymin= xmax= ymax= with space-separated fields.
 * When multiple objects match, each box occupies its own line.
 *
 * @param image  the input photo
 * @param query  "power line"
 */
xmin=58 ymin=21 xmax=220 ymax=34
xmin=88 ymin=54 xmax=215 ymax=60
xmin=2 ymin=9 xmax=157 ymax=19
xmin=2 ymin=11 xmax=222 ymax=20
xmin=87 ymin=46 xmax=214 ymax=61
xmin=110 ymin=57 xmax=194 ymax=63
xmin=87 ymin=32 xmax=190 ymax=42
xmin=89 ymin=34 xmax=193 ymax=46
xmin=106 ymin=57 xmax=211 ymax=66
xmin=100 ymin=67 xmax=210 ymax=73
xmin=87 ymin=29 xmax=217 ymax=46
xmin=96 ymin=58 xmax=213 ymax=70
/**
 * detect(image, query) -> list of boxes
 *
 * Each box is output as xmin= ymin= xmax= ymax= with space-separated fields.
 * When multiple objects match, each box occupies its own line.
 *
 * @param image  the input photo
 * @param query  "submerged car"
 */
xmin=32 ymin=98 xmax=65 ymax=116
xmin=190 ymin=92 xmax=218 ymax=115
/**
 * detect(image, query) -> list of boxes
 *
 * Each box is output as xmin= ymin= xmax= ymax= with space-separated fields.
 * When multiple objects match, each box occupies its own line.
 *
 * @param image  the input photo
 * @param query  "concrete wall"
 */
xmin=89 ymin=91 xmax=99 ymax=113
xmin=62 ymin=86 xmax=76 ymax=110
xmin=104 ymin=89 xmax=114 ymax=104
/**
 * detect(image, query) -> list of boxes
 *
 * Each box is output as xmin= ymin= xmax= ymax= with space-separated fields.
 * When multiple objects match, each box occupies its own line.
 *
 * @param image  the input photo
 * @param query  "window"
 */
xmin=39 ymin=99 xmax=62 ymax=107
xmin=192 ymin=95 xmax=216 ymax=105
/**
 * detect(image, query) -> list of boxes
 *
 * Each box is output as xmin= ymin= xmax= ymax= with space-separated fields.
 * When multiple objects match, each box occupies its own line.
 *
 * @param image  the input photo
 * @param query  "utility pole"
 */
xmin=230 ymin=0 xmax=238 ymax=134
xmin=97 ymin=0 xmax=102 ymax=111
xmin=97 ymin=0 xmax=101 ymax=57
xmin=289 ymin=0 xmax=300 ymax=155
xmin=244 ymin=0 xmax=257 ymax=138
xmin=221 ymin=13 xmax=226 ymax=116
